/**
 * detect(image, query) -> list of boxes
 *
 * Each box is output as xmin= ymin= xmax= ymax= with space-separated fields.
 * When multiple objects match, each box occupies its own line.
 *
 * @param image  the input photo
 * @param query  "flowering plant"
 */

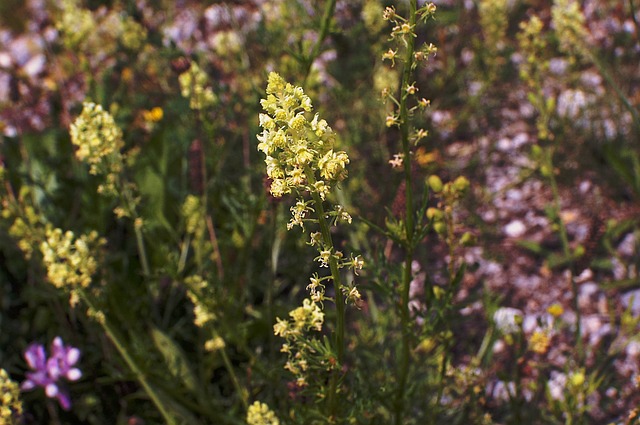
xmin=21 ymin=337 xmax=82 ymax=410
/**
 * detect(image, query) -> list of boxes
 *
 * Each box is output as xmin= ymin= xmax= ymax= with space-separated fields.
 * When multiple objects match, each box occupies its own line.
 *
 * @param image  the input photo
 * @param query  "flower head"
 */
xmin=70 ymin=102 xmax=125 ymax=196
xmin=246 ymin=401 xmax=279 ymax=425
xmin=179 ymin=62 xmax=217 ymax=110
xmin=21 ymin=337 xmax=82 ymax=410
xmin=0 ymin=369 xmax=22 ymax=424
xmin=257 ymin=72 xmax=349 ymax=198
xmin=40 ymin=228 xmax=103 ymax=292
xmin=493 ymin=307 xmax=523 ymax=335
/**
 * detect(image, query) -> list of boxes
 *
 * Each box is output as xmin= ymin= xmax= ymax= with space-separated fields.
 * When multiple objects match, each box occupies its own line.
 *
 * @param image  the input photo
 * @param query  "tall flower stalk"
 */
xmin=381 ymin=3 xmax=438 ymax=423
xmin=257 ymin=72 xmax=362 ymax=420
xmin=70 ymin=102 xmax=150 ymax=277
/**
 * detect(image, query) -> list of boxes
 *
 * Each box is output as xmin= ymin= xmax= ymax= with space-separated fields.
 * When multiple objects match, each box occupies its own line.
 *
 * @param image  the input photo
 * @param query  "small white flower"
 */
xmin=493 ymin=307 xmax=523 ymax=334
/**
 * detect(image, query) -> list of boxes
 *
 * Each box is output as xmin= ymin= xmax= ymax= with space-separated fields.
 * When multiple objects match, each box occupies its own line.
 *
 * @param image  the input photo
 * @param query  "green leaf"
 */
xmin=137 ymin=167 xmax=174 ymax=232
xmin=516 ymin=239 xmax=545 ymax=255
xmin=150 ymin=326 xmax=199 ymax=394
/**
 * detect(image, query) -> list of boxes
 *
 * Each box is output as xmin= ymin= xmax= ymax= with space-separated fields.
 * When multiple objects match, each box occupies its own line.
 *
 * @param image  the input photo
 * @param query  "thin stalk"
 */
xmin=217 ymin=332 xmax=249 ymax=411
xmin=395 ymin=2 xmax=418 ymax=424
xmin=206 ymin=214 xmax=224 ymax=280
xmin=434 ymin=346 xmax=448 ymax=415
xmin=547 ymin=163 xmax=583 ymax=362
xmin=267 ymin=203 xmax=285 ymax=365
xmin=119 ymin=179 xmax=151 ymax=278
xmin=630 ymin=0 xmax=640 ymax=40
xmin=309 ymin=188 xmax=345 ymax=419
xmin=586 ymin=51 xmax=640 ymax=135
xmin=79 ymin=292 xmax=178 ymax=425
xmin=134 ymin=224 xmax=151 ymax=277
xmin=302 ymin=0 xmax=337 ymax=85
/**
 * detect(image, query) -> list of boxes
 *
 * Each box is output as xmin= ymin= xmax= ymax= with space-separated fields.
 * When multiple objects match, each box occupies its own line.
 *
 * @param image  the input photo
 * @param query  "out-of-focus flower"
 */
xmin=551 ymin=0 xmax=590 ymax=60
xmin=21 ymin=337 xmax=82 ymax=410
xmin=142 ymin=107 xmax=163 ymax=123
xmin=547 ymin=371 xmax=567 ymax=401
xmin=493 ymin=307 xmax=523 ymax=334
xmin=70 ymin=102 xmax=125 ymax=196
xmin=179 ymin=62 xmax=216 ymax=111
xmin=40 ymin=227 xmax=102 ymax=292
xmin=547 ymin=303 xmax=564 ymax=318
xmin=246 ymin=401 xmax=279 ymax=425
xmin=529 ymin=330 xmax=551 ymax=354
xmin=0 ymin=369 xmax=23 ymax=424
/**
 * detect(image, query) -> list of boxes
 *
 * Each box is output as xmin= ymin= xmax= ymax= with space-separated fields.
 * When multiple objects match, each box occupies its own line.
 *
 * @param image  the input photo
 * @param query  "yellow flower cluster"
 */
xmin=0 ymin=369 xmax=22 ymax=425
xmin=120 ymin=17 xmax=147 ymax=51
xmin=55 ymin=0 xmax=95 ymax=49
xmin=273 ymin=298 xmax=326 ymax=383
xmin=204 ymin=336 xmax=225 ymax=352
xmin=70 ymin=102 xmax=125 ymax=196
xmin=4 ymin=203 xmax=43 ymax=260
xmin=273 ymin=298 xmax=324 ymax=339
xmin=184 ymin=275 xmax=217 ymax=328
xmin=181 ymin=195 xmax=205 ymax=236
xmin=517 ymin=16 xmax=548 ymax=85
xmin=179 ymin=63 xmax=217 ymax=111
xmin=529 ymin=330 xmax=551 ymax=354
xmin=40 ymin=227 xmax=103 ymax=290
xmin=142 ymin=107 xmax=164 ymax=123
xmin=257 ymin=72 xmax=349 ymax=198
xmin=56 ymin=0 xmax=146 ymax=53
xmin=71 ymin=102 xmax=124 ymax=172
xmin=246 ymin=401 xmax=279 ymax=425
xmin=551 ymin=0 xmax=589 ymax=60
xmin=479 ymin=0 xmax=508 ymax=79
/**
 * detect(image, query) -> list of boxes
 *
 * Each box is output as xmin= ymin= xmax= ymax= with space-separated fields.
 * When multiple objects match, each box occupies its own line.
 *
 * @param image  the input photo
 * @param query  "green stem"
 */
xmin=395 ymin=2 xmax=418 ymax=424
xmin=310 ymin=188 xmax=345 ymax=420
xmin=79 ymin=291 xmax=178 ymax=425
xmin=547 ymin=158 xmax=582 ymax=362
xmin=586 ymin=51 xmax=640 ymax=135
xmin=119 ymin=178 xmax=151 ymax=278
xmin=134 ymin=224 xmax=151 ymax=277
xmin=302 ymin=0 xmax=337 ymax=85
xmin=217 ymin=333 xmax=249 ymax=411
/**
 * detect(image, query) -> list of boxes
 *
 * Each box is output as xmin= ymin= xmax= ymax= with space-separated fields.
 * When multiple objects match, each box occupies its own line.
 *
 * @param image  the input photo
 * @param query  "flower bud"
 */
xmin=427 ymin=175 xmax=443 ymax=193
xmin=459 ymin=231 xmax=476 ymax=246
xmin=453 ymin=176 xmax=470 ymax=193
xmin=433 ymin=221 xmax=447 ymax=235
xmin=426 ymin=207 xmax=443 ymax=221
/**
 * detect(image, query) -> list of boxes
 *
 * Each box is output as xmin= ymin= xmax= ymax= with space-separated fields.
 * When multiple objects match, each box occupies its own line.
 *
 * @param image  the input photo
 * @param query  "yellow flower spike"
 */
xmin=258 ymin=72 xmax=348 ymax=198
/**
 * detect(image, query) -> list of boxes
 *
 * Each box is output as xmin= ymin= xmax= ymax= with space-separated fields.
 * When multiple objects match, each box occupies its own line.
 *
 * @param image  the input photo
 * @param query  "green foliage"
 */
xmin=1 ymin=0 xmax=640 ymax=424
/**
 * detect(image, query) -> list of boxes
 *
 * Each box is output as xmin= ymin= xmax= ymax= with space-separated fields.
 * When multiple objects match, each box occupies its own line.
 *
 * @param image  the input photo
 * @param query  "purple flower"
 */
xmin=21 ymin=337 xmax=82 ymax=410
